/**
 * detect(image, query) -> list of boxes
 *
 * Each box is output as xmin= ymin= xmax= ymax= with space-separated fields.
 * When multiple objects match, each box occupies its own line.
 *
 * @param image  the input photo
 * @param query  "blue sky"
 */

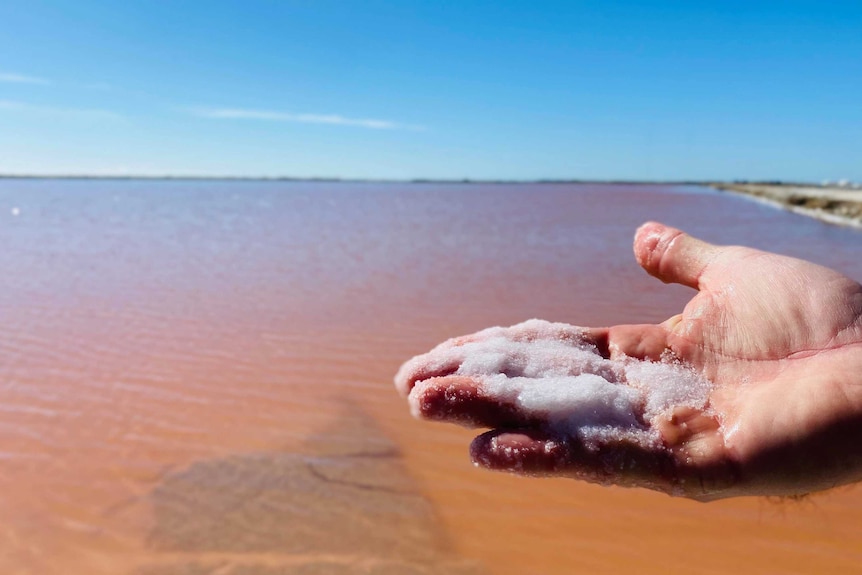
xmin=1 ymin=1 xmax=860 ymax=181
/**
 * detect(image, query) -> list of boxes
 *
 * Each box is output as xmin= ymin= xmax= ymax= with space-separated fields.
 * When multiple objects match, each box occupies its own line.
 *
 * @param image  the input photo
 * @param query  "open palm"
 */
xmin=398 ymin=222 xmax=862 ymax=500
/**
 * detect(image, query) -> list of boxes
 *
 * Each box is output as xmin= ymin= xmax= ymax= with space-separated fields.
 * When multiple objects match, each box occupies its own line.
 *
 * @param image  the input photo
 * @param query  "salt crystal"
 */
xmin=396 ymin=319 xmax=714 ymax=448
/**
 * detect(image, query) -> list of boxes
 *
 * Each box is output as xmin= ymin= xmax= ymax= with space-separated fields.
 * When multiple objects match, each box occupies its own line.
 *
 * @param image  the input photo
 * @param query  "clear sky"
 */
xmin=1 ymin=0 xmax=860 ymax=181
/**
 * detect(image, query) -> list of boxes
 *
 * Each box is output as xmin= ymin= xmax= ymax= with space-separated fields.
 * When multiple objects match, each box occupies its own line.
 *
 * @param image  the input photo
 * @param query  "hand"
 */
xmin=395 ymin=222 xmax=862 ymax=500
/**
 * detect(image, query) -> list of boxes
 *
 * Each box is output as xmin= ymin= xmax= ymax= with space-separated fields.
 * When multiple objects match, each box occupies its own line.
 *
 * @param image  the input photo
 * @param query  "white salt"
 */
xmin=396 ymin=319 xmax=714 ymax=448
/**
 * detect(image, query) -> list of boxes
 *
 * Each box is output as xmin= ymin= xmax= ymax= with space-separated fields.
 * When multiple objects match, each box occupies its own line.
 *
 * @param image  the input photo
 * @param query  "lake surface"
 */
xmin=0 ymin=180 xmax=860 ymax=574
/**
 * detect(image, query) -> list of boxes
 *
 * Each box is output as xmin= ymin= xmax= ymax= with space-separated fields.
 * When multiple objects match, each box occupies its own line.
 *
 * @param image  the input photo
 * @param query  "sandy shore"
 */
xmin=711 ymin=182 xmax=862 ymax=227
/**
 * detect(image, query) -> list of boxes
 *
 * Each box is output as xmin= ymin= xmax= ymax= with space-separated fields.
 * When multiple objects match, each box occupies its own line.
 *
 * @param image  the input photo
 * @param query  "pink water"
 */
xmin=0 ymin=180 xmax=860 ymax=574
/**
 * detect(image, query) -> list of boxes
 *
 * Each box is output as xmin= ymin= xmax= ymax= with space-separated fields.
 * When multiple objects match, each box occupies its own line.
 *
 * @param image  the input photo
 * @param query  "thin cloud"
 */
xmin=192 ymin=107 xmax=424 ymax=131
xmin=0 ymin=100 xmax=123 ymax=120
xmin=0 ymin=72 xmax=50 ymax=85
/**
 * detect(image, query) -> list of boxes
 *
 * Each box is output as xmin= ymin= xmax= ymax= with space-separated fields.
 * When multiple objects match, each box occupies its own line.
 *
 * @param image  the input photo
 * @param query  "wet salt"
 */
xmin=396 ymin=319 xmax=713 ymax=447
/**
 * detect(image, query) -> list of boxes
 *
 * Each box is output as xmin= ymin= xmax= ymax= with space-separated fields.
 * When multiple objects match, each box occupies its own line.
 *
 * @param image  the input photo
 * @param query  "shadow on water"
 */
xmin=137 ymin=401 xmax=485 ymax=575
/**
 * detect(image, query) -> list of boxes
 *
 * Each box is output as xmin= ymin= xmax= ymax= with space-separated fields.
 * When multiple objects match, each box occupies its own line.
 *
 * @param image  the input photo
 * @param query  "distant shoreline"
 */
xmin=0 ymin=174 xmax=840 ymax=187
xmin=3 ymin=175 xmax=860 ymax=228
xmin=0 ymin=174 xmax=709 ymax=185
xmin=710 ymin=183 xmax=862 ymax=228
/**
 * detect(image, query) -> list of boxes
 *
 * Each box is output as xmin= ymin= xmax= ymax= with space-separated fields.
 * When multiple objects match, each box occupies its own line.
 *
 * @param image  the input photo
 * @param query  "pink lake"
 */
xmin=0 ymin=180 xmax=860 ymax=574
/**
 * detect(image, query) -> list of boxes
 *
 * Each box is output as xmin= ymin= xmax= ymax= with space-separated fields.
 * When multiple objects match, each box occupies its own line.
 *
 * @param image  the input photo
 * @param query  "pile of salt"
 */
xmin=395 ymin=319 xmax=713 ymax=448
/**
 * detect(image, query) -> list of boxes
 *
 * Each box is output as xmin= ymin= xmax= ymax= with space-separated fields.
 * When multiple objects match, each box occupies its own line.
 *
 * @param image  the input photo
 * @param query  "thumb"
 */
xmin=633 ymin=222 xmax=719 ymax=290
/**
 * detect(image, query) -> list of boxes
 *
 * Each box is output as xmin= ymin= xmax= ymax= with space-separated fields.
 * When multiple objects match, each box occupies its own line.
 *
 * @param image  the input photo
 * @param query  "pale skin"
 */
xmin=396 ymin=222 xmax=862 ymax=501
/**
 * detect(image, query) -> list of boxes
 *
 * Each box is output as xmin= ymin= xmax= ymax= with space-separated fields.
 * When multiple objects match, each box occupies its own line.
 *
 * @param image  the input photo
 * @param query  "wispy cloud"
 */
xmin=191 ymin=107 xmax=424 ymax=131
xmin=0 ymin=100 xmax=123 ymax=120
xmin=0 ymin=72 xmax=50 ymax=85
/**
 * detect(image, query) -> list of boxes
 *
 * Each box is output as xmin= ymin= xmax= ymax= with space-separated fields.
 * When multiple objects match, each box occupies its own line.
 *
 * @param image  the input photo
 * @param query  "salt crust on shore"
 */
xmin=398 ymin=319 xmax=714 ymax=448
xmin=712 ymin=183 xmax=862 ymax=228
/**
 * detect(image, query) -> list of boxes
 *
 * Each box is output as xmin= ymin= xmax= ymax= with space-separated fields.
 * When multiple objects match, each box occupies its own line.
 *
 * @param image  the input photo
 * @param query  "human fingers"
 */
xmin=395 ymin=352 xmax=466 ymax=398
xmin=470 ymin=424 xmax=740 ymax=500
xmin=409 ymin=376 xmax=544 ymax=429
xmin=407 ymin=375 xmax=674 ymax=489
xmin=412 ymin=377 xmax=678 ymax=490
xmin=606 ymin=323 xmax=671 ymax=361
xmin=470 ymin=428 xmax=679 ymax=493
xmin=633 ymin=222 xmax=721 ymax=290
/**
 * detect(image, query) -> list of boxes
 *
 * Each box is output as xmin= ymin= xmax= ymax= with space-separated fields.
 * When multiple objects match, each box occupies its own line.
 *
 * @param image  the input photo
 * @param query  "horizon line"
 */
xmin=0 ymin=174 xmax=823 ymax=186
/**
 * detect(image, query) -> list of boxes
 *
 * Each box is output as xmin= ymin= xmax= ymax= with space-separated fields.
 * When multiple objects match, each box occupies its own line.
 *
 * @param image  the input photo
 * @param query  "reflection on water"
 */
xmin=0 ymin=180 xmax=861 ymax=574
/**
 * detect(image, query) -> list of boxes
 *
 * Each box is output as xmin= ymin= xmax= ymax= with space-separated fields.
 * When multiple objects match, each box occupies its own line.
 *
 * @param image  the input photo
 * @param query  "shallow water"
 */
xmin=0 ymin=180 xmax=860 ymax=574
